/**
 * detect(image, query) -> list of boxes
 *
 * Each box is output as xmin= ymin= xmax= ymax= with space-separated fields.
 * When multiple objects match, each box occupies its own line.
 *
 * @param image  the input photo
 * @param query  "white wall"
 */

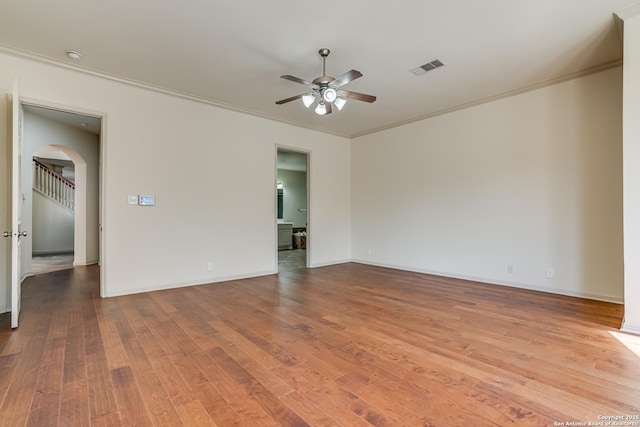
xmin=32 ymin=191 xmax=74 ymax=255
xmin=619 ymin=5 xmax=640 ymax=334
xmin=352 ymin=67 xmax=624 ymax=302
xmin=0 ymin=47 xmax=625 ymax=316
xmin=0 ymin=50 xmax=351 ymax=301
xmin=277 ymin=169 xmax=307 ymax=228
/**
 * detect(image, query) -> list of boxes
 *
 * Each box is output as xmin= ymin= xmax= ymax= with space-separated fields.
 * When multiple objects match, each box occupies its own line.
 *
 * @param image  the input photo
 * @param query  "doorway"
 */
xmin=32 ymin=149 xmax=74 ymax=274
xmin=21 ymin=104 xmax=102 ymax=281
xmin=276 ymin=148 xmax=309 ymax=271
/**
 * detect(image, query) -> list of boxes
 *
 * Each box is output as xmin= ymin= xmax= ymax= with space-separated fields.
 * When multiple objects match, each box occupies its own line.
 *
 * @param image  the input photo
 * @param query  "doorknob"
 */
xmin=3 ymin=231 xmax=27 ymax=237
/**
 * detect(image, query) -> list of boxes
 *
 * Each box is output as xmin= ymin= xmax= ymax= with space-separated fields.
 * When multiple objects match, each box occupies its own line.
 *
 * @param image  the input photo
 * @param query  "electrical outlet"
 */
xmin=207 ymin=262 xmax=213 ymax=272
xmin=507 ymin=265 xmax=514 ymax=274
xmin=546 ymin=268 xmax=554 ymax=279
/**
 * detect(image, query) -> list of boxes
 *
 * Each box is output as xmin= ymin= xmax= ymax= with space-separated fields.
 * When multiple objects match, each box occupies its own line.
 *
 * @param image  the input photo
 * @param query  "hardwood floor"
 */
xmin=31 ymin=254 xmax=75 ymax=275
xmin=1 ymin=263 xmax=639 ymax=426
xmin=278 ymin=249 xmax=307 ymax=271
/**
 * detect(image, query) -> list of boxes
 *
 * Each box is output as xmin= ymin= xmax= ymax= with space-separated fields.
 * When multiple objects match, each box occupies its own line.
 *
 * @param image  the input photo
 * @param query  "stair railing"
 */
xmin=33 ymin=159 xmax=75 ymax=211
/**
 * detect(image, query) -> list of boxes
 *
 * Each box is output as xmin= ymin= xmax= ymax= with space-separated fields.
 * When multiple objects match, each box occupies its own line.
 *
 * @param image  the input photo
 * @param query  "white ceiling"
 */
xmin=1 ymin=0 xmax=637 ymax=138
xmin=278 ymin=150 xmax=307 ymax=172
xmin=23 ymin=104 xmax=101 ymax=135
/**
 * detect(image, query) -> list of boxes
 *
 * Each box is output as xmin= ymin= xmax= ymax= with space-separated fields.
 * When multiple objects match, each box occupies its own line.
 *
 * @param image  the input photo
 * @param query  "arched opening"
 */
xmin=32 ymin=145 xmax=89 ymax=268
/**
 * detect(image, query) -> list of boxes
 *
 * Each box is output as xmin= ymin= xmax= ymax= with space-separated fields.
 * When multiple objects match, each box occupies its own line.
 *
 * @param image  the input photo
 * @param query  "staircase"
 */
xmin=33 ymin=159 xmax=75 ymax=211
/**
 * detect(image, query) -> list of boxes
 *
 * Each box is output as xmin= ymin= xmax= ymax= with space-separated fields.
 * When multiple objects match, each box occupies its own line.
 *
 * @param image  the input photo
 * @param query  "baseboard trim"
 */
xmin=104 ymin=258 xmax=355 ymax=298
xmin=33 ymin=251 xmax=74 ymax=256
xmin=105 ymin=269 xmax=278 ymax=298
xmin=73 ymin=259 xmax=99 ymax=266
xmin=620 ymin=318 xmax=640 ymax=336
xmin=308 ymin=258 xmax=351 ymax=268
xmin=351 ymin=259 xmax=624 ymax=304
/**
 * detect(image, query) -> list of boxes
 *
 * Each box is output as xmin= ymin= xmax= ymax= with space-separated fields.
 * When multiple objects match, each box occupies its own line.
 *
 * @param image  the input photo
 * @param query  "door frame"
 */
xmin=19 ymin=96 xmax=107 ymax=298
xmin=8 ymin=81 xmax=23 ymax=328
xmin=275 ymin=145 xmax=311 ymax=270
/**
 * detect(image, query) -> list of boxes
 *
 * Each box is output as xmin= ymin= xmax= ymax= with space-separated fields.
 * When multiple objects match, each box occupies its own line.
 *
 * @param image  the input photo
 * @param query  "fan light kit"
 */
xmin=276 ymin=48 xmax=376 ymax=115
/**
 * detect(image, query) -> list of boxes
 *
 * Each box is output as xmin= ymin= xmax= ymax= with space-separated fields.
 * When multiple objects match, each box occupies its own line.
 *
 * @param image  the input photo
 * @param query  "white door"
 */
xmin=7 ymin=81 xmax=24 ymax=328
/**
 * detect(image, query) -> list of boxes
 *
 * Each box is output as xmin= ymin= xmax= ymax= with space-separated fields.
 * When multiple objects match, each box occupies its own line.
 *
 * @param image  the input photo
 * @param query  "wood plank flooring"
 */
xmin=278 ymin=249 xmax=307 ymax=271
xmin=1 ymin=263 xmax=639 ymax=426
xmin=31 ymin=254 xmax=75 ymax=275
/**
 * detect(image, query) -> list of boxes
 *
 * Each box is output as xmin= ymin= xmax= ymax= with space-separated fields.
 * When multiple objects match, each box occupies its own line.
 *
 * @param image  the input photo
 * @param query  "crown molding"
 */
xmin=0 ymin=43 xmax=623 ymax=141
xmin=352 ymin=59 xmax=622 ymax=138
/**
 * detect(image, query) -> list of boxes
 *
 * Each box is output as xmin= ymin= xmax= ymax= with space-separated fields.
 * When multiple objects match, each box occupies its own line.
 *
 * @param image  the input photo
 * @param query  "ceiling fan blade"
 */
xmin=330 ymin=69 xmax=362 ymax=88
xmin=275 ymin=94 xmax=304 ymax=105
xmin=281 ymin=75 xmax=315 ymax=87
xmin=339 ymin=90 xmax=377 ymax=103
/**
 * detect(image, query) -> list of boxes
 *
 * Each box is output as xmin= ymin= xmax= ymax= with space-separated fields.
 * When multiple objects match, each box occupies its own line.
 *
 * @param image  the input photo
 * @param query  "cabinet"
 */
xmin=278 ymin=223 xmax=293 ymax=250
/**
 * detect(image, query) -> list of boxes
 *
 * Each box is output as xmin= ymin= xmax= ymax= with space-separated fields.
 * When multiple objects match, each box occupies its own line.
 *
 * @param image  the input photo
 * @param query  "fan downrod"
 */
xmin=318 ymin=48 xmax=331 ymax=79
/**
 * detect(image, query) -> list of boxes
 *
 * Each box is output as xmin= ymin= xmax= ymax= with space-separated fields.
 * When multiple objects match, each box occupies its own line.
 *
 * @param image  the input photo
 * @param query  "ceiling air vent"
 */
xmin=410 ymin=59 xmax=445 ymax=76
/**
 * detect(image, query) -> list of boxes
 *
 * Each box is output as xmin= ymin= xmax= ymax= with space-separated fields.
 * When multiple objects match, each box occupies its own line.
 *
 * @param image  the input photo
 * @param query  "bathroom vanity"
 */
xmin=277 ymin=222 xmax=293 ymax=250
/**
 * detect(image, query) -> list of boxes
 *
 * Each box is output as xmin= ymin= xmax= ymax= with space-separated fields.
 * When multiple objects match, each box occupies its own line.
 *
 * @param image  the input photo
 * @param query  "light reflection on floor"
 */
xmin=609 ymin=330 xmax=640 ymax=359
xmin=278 ymin=249 xmax=306 ymax=271
xmin=31 ymin=253 xmax=74 ymax=275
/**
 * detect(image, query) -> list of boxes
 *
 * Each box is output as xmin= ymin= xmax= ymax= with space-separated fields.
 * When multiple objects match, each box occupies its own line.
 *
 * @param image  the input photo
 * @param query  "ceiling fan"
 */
xmin=276 ymin=48 xmax=376 ymax=115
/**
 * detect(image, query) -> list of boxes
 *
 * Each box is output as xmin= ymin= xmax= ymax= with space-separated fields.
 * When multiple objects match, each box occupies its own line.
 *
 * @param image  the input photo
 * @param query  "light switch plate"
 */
xmin=128 ymin=195 xmax=138 ymax=205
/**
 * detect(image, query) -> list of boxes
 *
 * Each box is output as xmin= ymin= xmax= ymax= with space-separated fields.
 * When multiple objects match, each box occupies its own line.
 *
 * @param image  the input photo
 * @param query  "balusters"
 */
xmin=32 ymin=160 xmax=75 ymax=211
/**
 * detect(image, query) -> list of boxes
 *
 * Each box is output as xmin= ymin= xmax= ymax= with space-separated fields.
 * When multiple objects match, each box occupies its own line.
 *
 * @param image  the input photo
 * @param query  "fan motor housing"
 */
xmin=313 ymin=76 xmax=334 ymax=85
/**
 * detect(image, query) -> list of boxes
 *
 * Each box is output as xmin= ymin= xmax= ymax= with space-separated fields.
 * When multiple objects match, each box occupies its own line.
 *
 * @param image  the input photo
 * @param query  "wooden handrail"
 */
xmin=33 ymin=158 xmax=75 ymax=189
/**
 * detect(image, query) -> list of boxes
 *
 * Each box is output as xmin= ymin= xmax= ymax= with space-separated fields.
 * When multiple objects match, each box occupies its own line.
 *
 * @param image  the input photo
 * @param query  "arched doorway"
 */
xmin=32 ymin=145 xmax=87 ymax=265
